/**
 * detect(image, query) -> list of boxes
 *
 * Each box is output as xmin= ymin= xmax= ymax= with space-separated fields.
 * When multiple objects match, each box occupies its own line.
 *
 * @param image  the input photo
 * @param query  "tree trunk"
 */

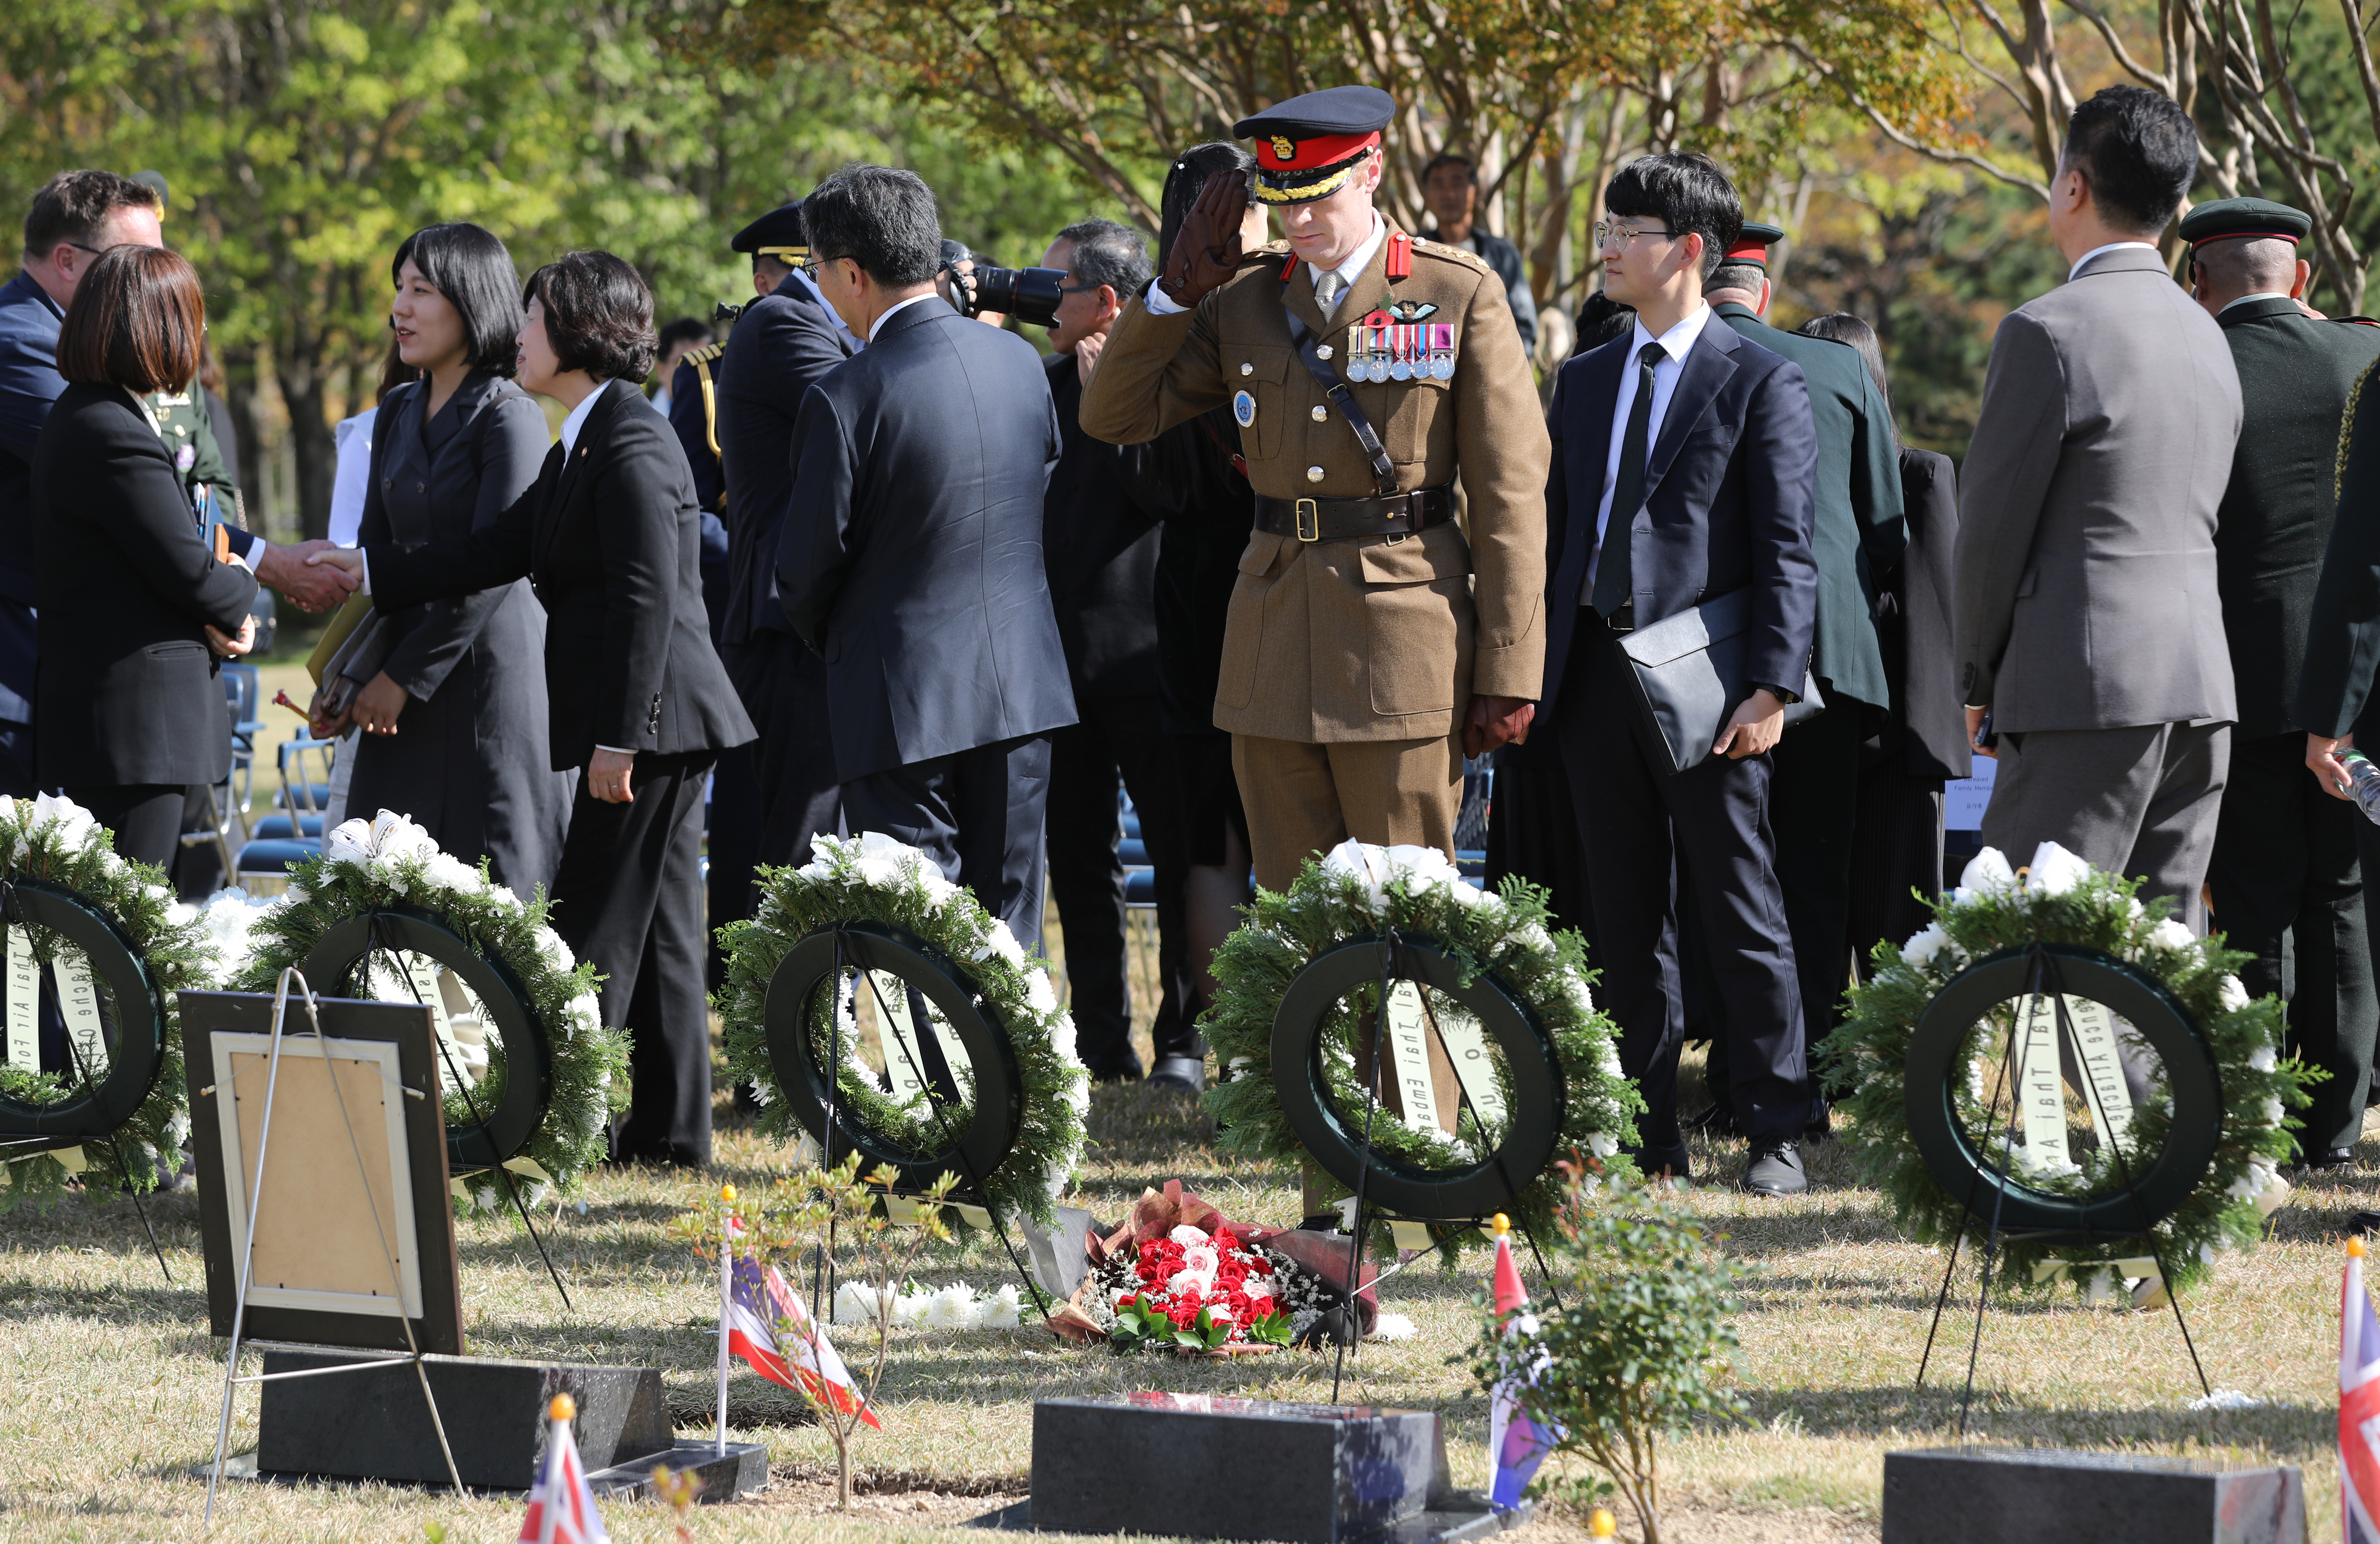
xmin=274 ymin=334 xmax=337 ymax=543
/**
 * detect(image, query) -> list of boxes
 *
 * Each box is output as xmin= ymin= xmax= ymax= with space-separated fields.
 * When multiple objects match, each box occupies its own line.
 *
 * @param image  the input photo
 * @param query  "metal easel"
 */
xmin=204 ymin=968 xmax=465 ymax=1524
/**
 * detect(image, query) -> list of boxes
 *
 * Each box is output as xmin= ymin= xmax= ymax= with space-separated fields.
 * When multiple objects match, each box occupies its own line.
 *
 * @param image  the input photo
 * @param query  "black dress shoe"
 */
xmin=1627 ymin=1142 xmax=1694 ymax=1182
xmin=1085 ymin=1060 xmax=1144 ymax=1085
xmin=1743 ymin=1139 xmax=1808 ymax=1197
xmin=1146 ymin=1056 xmax=1206 ymax=1092
xmin=2353 ymin=1210 xmax=2380 ymax=1236
xmin=2296 ymin=1147 xmax=2358 ymax=1171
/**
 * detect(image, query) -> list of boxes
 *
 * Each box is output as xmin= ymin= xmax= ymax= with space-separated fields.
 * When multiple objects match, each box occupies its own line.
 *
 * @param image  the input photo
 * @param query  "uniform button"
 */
xmin=1316 ymin=344 xmax=1333 ymax=359
xmin=1311 ymin=405 xmax=1328 ymax=422
xmin=173 ymin=425 xmax=189 ymax=437
xmin=1240 ymin=362 xmax=1254 ymax=375
xmin=1307 ymin=466 xmax=1325 ymax=483
xmin=381 ymin=478 xmax=392 ymax=491
xmin=415 ymin=481 xmax=425 ymax=493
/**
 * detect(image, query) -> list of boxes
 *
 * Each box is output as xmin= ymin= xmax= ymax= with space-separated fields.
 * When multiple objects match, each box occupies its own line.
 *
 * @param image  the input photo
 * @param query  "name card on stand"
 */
xmin=53 ymin=953 xmax=107 ymax=1079
xmin=1382 ymin=982 xmax=1443 ymax=1135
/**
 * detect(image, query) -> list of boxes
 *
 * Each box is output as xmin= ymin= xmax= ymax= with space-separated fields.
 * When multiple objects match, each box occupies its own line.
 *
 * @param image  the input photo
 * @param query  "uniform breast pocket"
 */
xmin=1225 ymin=347 xmax=1292 ymax=463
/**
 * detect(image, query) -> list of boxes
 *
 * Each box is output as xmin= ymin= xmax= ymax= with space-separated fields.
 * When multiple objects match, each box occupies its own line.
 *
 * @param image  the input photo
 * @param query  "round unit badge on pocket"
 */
xmin=1234 ymin=389 xmax=1257 ymax=428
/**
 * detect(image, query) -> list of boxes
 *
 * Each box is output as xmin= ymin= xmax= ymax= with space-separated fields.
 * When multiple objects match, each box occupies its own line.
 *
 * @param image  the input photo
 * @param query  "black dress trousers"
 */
xmin=550 ymin=748 xmax=716 ymax=1166
xmin=1767 ymin=693 xmax=1868 ymax=1042
xmin=842 ymin=734 xmax=1053 ymax=956
xmin=1555 ymin=617 xmax=1809 ymax=1161
xmin=2207 ymin=731 xmax=2375 ymax=1153
xmin=1045 ymin=695 xmax=1198 ymax=1076
xmin=729 ymin=630 xmax=843 ymax=872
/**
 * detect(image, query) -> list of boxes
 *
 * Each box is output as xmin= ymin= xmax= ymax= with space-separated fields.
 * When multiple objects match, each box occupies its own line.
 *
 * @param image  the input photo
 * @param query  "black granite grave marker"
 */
xmin=1882 ymin=1447 xmax=2304 ymax=1544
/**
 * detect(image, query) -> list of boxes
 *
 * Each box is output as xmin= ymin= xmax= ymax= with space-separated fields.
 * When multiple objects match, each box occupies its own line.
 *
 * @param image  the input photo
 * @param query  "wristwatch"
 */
xmin=1752 ymin=682 xmax=1800 ymax=706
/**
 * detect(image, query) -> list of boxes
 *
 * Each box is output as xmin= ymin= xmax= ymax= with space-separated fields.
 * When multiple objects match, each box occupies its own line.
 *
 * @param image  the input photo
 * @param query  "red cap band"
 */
xmin=1256 ymin=130 xmax=1381 ymax=172
xmin=2187 ymin=229 xmax=2303 ymax=249
xmin=1724 ymin=237 xmax=1773 ymax=262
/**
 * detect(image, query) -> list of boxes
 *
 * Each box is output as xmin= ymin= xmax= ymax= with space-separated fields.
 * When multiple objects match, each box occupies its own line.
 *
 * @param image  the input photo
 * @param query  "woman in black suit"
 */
xmin=309 ymin=224 xmax=569 ymax=893
xmin=313 ymin=251 xmax=753 ymax=1166
xmin=33 ymin=246 xmax=257 ymax=867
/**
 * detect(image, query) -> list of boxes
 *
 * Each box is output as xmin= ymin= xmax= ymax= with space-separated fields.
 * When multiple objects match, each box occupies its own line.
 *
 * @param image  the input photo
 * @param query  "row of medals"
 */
xmin=1346 ymin=322 xmax=1457 ymax=383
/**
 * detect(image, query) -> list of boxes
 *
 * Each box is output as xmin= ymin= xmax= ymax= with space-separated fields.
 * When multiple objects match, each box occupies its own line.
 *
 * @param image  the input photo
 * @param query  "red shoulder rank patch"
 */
xmin=1386 ymin=230 xmax=1411 ymax=279
xmin=1279 ymin=254 xmax=1299 ymax=283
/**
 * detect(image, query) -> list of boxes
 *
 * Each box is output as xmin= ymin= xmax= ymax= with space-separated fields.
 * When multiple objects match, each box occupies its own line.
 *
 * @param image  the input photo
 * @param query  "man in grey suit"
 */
xmin=1955 ymin=85 xmax=2242 ymax=928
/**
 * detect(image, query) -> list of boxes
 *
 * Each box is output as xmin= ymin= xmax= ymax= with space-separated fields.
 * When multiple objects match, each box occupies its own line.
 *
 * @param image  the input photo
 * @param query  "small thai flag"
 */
xmin=519 ymin=1394 xmax=608 ymax=1544
xmin=1485 ymin=1221 xmax=1557 ymax=1508
xmin=2344 ymin=1238 xmax=2380 ymax=1542
xmin=726 ymin=1254 xmax=881 ymax=1430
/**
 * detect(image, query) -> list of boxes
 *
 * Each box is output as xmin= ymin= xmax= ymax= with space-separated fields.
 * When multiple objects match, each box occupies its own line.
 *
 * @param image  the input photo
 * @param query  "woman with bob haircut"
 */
xmin=33 ymin=245 xmax=257 ymax=867
xmin=311 ymin=222 xmax=571 ymax=893
xmin=311 ymin=249 xmax=752 ymax=1167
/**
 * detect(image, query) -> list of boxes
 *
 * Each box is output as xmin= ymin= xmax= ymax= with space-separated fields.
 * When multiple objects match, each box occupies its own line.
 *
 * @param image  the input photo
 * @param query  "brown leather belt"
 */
xmin=1252 ymin=485 xmax=1456 ymax=543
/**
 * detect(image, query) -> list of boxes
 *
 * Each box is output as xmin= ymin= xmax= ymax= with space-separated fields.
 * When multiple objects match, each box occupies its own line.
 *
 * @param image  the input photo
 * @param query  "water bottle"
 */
xmin=2341 ymin=750 xmax=2380 ymax=824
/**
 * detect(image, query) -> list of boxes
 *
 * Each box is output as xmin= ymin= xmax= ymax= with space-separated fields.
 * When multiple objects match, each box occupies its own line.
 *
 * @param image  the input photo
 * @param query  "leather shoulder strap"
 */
xmin=1280 ymin=295 xmax=1396 ymax=496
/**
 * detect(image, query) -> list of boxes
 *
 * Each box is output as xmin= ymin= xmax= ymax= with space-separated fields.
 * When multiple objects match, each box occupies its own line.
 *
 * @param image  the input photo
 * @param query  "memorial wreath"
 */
xmin=0 ymin=794 xmax=214 ymax=1207
xmin=718 ymin=832 xmax=1090 ymax=1227
xmin=1202 ymin=841 xmax=1642 ymax=1245
xmin=1824 ymin=841 xmax=2312 ymax=1298
xmin=231 ymin=810 xmax=627 ymax=1207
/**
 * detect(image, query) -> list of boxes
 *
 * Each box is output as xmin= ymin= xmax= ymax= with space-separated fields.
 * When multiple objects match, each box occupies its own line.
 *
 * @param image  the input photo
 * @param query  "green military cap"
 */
xmin=2178 ymin=196 xmax=2311 ymax=250
xmin=1723 ymin=221 xmax=1787 ymax=269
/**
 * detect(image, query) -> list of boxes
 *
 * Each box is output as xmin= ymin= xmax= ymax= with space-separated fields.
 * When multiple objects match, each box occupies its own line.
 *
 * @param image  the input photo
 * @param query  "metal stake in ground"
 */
xmin=1330 ymin=929 xmax=1398 ymax=1405
xmin=1957 ymin=951 xmax=2042 ymax=1438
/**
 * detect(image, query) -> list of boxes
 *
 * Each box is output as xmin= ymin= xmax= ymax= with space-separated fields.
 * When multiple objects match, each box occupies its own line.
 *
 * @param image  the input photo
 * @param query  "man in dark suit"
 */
xmin=693 ymin=202 xmax=856 ymax=1013
xmin=1037 ymin=218 xmax=1201 ymax=1086
xmin=1541 ymin=153 xmax=1820 ymax=1195
xmin=1703 ymin=228 xmax=1904 ymax=1077
xmin=2187 ymin=197 xmax=2380 ymax=1167
xmin=778 ymin=165 xmax=1075 ymax=948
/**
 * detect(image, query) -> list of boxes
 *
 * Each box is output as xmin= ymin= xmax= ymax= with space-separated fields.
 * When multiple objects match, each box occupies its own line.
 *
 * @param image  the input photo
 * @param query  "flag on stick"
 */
xmin=519 ymin=1393 xmax=609 ymax=1544
xmin=2344 ymin=1237 xmax=2380 ymax=1543
xmin=1485 ymin=1213 xmax=1556 ymax=1508
xmin=725 ymin=1252 xmax=881 ymax=1430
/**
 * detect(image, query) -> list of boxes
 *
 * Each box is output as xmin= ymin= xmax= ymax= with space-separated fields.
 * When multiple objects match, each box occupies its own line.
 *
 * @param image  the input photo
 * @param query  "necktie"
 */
xmin=1592 ymin=341 xmax=1667 ymax=618
xmin=1314 ymin=271 xmax=1345 ymax=317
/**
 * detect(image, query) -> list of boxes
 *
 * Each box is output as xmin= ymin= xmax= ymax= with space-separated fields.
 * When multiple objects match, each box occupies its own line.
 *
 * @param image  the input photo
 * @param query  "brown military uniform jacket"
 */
xmin=1079 ymin=230 xmax=1549 ymax=744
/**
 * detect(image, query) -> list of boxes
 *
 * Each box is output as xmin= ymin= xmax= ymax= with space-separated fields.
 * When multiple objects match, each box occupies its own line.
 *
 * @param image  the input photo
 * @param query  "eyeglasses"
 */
xmin=1057 ymin=283 xmax=1102 ymax=296
xmin=1594 ymin=221 xmax=1680 ymax=249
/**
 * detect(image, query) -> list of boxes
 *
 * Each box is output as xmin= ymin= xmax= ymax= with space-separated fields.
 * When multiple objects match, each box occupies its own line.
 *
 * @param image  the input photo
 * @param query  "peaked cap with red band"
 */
xmin=1234 ymin=86 xmax=1395 ymax=206
xmin=1722 ymin=221 xmax=1787 ymax=270
xmin=2177 ymin=195 xmax=2310 ymax=250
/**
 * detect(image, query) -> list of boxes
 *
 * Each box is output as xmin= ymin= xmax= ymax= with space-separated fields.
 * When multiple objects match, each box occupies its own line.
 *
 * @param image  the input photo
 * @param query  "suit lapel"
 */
xmin=536 ymin=381 xmax=625 ymax=571
xmin=1641 ymin=322 xmax=1739 ymax=497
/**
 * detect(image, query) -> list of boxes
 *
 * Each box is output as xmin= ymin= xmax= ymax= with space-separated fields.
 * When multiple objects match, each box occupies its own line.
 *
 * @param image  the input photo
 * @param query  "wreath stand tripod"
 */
xmin=1272 ymin=928 xmax=1570 ymax=1402
xmin=1905 ymin=944 xmax=2221 ymax=1431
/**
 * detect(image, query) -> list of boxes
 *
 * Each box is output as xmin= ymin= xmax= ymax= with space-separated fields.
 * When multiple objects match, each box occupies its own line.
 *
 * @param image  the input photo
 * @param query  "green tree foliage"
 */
xmin=0 ymin=0 xmax=1091 ymax=535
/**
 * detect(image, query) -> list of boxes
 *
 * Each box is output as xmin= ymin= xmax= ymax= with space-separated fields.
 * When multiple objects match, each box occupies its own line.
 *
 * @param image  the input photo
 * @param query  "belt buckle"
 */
xmin=1295 ymin=498 xmax=1319 ymax=543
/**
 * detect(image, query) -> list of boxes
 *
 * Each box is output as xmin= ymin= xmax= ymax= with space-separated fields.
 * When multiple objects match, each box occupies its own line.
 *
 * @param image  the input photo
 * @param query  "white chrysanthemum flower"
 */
xmin=422 ymin=852 xmax=478 ymax=895
xmin=974 ymin=924 xmax=1026 ymax=968
xmin=979 ymin=1283 xmax=1026 ymax=1329
xmin=2024 ymin=841 xmax=2093 ymax=897
xmin=2218 ymin=976 xmax=2250 ymax=1012
xmin=922 ymin=1285 xmax=978 ymax=1330
xmin=2146 ymin=918 xmax=2197 ymax=953
xmin=832 ymin=1282 xmax=881 ymax=1325
xmin=2249 ymin=1045 xmax=2278 ymax=1073
xmin=1588 ymin=1132 xmax=1618 ymax=1158
xmin=2258 ymin=1096 xmax=2283 ymax=1124
xmin=536 ymin=928 xmax=574 ymax=973
xmin=1900 ymin=922 xmax=1955 ymax=969
xmin=1025 ymin=971 xmax=1059 ymax=1015
xmin=1227 ymin=1056 xmax=1253 ymax=1082
xmin=164 ymin=1111 xmax=190 ymax=1148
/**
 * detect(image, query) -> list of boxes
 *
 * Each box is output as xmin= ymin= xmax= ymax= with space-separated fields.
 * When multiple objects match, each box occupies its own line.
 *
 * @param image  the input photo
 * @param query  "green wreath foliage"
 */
xmin=231 ymin=812 xmax=627 ymax=1208
xmin=1822 ymin=843 xmax=2312 ymax=1298
xmin=718 ymin=832 xmax=1090 ymax=1227
xmin=0 ymin=794 xmax=213 ymax=1209
xmin=1202 ymin=841 xmax=1643 ymax=1247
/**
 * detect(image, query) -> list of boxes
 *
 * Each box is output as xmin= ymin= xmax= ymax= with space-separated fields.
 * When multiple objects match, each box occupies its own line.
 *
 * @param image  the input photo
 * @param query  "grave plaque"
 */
xmin=1882 ymin=1447 xmax=2304 ymax=1544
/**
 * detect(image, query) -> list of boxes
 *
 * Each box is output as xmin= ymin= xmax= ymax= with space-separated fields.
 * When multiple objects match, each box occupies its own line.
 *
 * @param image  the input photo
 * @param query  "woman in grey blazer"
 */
xmin=311 ymin=224 xmax=568 ymax=892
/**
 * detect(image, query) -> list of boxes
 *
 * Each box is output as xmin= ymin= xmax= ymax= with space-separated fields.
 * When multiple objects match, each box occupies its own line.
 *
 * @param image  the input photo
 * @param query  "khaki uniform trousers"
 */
xmin=1232 ymin=731 xmax=1464 ymax=894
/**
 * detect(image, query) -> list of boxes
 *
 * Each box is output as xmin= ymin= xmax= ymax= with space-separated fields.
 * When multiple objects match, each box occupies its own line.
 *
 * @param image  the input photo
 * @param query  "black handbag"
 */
xmin=1615 ymin=587 xmax=1824 ymax=775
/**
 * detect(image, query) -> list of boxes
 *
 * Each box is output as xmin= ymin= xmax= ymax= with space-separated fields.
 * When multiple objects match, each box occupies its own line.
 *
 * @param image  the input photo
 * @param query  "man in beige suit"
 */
xmin=1955 ymin=85 xmax=2242 ymax=927
xmin=1079 ymin=87 xmax=1548 ymax=893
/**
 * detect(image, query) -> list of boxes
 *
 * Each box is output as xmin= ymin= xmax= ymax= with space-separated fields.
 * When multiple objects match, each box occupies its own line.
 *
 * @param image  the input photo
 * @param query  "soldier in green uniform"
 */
xmin=2199 ymin=196 xmax=2380 ymax=1169
xmin=1700 ymin=224 xmax=1905 ymax=1125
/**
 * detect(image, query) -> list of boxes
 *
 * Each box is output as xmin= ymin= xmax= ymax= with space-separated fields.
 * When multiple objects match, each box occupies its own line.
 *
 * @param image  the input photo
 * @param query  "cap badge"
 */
xmin=1270 ymin=135 xmax=1295 ymax=162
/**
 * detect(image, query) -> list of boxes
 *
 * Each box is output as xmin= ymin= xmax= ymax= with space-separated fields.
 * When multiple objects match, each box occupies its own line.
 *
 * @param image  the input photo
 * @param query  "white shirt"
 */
xmin=785 ymin=266 xmax=862 ymax=350
xmin=2068 ymin=240 xmax=2158 ymax=281
xmin=1141 ymin=214 xmax=1388 ymax=317
xmin=1585 ymin=304 xmax=1715 ymax=589
xmin=558 ymin=386 xmax=604 ymax=457
xmin=2220 ymin=290 xmax=2294 ymax=314
xmin=868 ymin=292 xmax=940 ymax=342
xmin=649 ymin=386 xmax=673 ymax=418
xmin=327 ymin=407 xmax=378 ymax=547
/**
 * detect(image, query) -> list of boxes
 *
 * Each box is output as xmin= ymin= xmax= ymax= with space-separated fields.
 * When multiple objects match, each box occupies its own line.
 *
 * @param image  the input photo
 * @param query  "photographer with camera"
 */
xmin=1035 ymin=218 xmax=1200 ymax=1086
xmin=777 ymin=165 xmax=1075 ymax=947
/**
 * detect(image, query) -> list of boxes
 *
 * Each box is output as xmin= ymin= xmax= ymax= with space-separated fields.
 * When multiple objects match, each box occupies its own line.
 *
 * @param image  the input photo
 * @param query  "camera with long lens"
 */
xmin=941 ymin=245 xmax=1066 ymax=328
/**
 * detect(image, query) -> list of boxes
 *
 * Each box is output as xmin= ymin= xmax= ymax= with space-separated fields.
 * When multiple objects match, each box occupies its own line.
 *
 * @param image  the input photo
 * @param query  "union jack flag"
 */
xmin=2344 ymin=1240 xmax=2380 ymax=1544
xmin=518 ymin=1398 xmax=608 ymax=1544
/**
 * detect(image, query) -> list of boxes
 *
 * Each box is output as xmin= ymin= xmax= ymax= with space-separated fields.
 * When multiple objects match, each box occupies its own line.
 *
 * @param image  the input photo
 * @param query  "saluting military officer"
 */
xmin=1078 ymin=86 xmax=1548 ymax=897
xmin=2190 ymin=196 xmax=2380 ymax=1170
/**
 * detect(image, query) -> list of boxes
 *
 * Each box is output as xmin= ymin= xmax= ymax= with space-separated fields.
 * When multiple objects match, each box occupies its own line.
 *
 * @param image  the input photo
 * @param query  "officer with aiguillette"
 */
xmin=1079 ymin=86 xmax=1548 ymax=896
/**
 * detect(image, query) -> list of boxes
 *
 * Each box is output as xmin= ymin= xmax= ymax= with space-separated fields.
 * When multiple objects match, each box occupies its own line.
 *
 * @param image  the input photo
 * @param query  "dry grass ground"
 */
xmin=1 ymin=1044 xmax=2363 ymax=1544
